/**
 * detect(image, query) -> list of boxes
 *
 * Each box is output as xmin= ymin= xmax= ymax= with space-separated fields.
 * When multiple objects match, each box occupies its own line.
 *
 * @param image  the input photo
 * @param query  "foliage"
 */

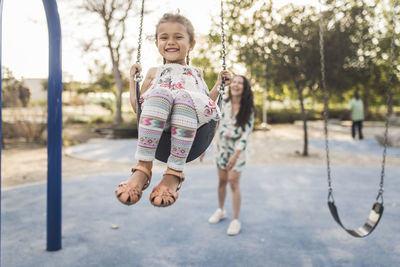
xmin=203 ymin=0 xmax=398 ymax=109
xmin=79 ymin=0 xmax=136 ymax=124
xmin=191 ymin=40 xmax=219 ymax=90
xmin=199 ymin=0 xmax=399 ymax=155
xmin=2 ymin=68 xmax=31 ymax=107
xmin=84 ymin=61 xmax=129 ymax=94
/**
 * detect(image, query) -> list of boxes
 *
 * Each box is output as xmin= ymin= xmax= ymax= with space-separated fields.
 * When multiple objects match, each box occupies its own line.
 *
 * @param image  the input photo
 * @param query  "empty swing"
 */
xmin=318 ymin=1 xmax=397 ymax=237
xmin=133 ymin=0 xmax=228 ymax=163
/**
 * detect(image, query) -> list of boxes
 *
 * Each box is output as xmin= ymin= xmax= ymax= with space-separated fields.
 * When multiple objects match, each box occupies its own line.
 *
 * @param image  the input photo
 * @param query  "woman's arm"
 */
xmin=225 ymin=113 xmax=254 ymax=171
xmin=129 ymin=66 xmax=157 ymax=112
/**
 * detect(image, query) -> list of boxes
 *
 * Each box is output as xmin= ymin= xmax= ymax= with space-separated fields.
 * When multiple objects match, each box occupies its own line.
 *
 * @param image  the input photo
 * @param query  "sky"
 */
xmin=1 ymin=0 xmax=317 ymax=83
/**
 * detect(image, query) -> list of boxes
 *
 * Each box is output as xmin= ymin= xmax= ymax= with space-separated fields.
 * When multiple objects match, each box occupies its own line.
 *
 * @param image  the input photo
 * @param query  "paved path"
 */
xmin=2 ymin=164 xmax=400 ymax=266
xmin=65 ymin=137 xmax=400 ymax=165
xmin=309 ymin=138 xmax=400 ymax=158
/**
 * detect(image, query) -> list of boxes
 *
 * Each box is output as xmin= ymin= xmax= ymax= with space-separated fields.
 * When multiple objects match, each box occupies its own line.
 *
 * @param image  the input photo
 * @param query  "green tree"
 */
xmin=80 ymin=0 xmax=135 ymax=125
xmin=322 ymin=0 xmax=399 ymax=116
xmin=269 ymin=5 xmax=323 ymax=156
xmin=2 ymin=68 xmax=31 ymax=107
xmin=191 ymin=35 xmax=220 ymax=89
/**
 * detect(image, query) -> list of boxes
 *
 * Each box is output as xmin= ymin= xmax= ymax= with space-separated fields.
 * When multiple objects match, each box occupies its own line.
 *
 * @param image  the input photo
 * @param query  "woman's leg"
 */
xmin=217 ymin=167 xmax=228 ymax=209
xmin=228 ymin=170 xmax=242 ymax=220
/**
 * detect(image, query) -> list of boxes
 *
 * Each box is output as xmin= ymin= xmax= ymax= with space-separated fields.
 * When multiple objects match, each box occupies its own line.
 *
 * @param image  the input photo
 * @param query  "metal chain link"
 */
xmin=218 ymin=0 xmax=227 ymax=101
xmin=135 ymin=0 xmax=145 ymax=82
xmin=377 ymin=0 xmax=397 ymax=203
xmin=134 ymin=0 xmax=145 ymax=117
xmin=319 ymin=0 xmax=397 ymax=204
xmin=319 ymin=0 xmax=333 ymax=202
xmin=220 ymin=0 xmax=227 ymax=71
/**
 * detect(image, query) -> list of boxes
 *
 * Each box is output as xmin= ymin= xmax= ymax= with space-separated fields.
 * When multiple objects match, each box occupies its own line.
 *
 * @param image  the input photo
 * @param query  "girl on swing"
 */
xmin=115 ymin=13 xmax=232 ymax=207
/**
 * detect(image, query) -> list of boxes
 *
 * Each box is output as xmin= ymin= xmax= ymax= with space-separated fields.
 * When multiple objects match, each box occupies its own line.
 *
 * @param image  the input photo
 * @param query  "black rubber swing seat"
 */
xmin=155 ymin=119 xmax=218 ymax=163
xmin=328 ymin=200 xmax=384 ymax=238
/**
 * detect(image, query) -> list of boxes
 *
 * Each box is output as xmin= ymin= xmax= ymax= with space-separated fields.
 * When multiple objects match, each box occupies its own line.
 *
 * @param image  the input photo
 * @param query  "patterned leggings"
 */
xmin=135 ymin=88 xmax=198 ymax=171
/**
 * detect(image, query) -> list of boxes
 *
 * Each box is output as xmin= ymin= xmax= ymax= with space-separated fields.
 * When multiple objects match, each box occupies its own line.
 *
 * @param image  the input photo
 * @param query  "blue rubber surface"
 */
xmin=310 ymin=138 xmax=400 ymax=158
xmin=2 ymin=165 xmax=400 ymax=267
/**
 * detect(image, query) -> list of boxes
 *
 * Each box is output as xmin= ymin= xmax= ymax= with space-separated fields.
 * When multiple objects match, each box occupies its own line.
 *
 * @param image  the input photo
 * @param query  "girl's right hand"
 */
xmin=130 ymin=64 xmax=142 ymax=79
xmin=217 ymin=70 xmax=232 ymax=86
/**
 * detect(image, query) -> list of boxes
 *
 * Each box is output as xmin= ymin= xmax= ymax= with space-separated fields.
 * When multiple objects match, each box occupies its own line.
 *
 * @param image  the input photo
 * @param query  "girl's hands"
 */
xmin=130 ymin=64 xmax=142 ymax=79
xmin=217 ymin=70 xmax=232 ymax=86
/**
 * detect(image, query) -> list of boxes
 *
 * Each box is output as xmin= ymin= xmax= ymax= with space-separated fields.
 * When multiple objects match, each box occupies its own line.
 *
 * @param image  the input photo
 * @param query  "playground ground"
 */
xmin=2 ymin=121 xmax=400 ymax=266
xmin=3 ymin=121 xmax=400 ymax=188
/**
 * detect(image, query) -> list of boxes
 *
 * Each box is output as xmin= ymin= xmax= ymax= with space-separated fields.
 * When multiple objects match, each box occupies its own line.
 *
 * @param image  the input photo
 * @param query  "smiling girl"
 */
xmin=115 ymin=13 xmax=231 ymax=208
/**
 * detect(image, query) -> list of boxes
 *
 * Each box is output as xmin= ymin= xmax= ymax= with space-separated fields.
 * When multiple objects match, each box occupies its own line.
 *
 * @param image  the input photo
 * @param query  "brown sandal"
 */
xmin=149 ymin=169 xmax=185 ymax=207
xmin=115 ymin=165 xmax=152 ymax=205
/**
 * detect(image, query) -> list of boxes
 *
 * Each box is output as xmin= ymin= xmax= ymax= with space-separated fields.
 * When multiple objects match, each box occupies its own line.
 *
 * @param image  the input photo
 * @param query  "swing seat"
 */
xmin=328 ymin=200 xmax=384 ymax=238
xmin=155 ymin=120 xmax=218 ymax=163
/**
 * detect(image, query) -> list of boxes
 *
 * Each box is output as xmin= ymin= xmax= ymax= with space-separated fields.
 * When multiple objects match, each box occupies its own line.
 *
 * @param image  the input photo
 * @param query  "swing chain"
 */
xmin=319 ymin=1 xmax=333 ymax=197
xmin=320 ymin=0 xmax=397 ymax=203
xmin=328 ymin=189 xmax=334 ymax=203
xmin=135 ymin=0 xmax=145 ymax=82
xmin=377 ymin=0 xmax=397 ymax=202
xmin=218 ymin=0 xmax=227 ymax=98
xmin=376 ymin=189 xmax=384 ymax=203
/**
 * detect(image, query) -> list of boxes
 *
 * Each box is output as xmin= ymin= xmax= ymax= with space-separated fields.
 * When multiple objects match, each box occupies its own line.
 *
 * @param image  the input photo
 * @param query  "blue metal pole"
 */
xmin=42 ymin=0 xmax=62 ymax=251
xmin=0 ymin=0 xmax=3 ymax=261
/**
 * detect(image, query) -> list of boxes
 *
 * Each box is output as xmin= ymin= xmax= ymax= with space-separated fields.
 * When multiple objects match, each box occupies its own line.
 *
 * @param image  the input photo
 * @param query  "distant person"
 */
xmin=208 ymin=75 xmax=255 ymax=236
xmin=349 ymin=91 xmax=364 ymax=139
xmin=115 ymin=13 xmax=231 ymax=208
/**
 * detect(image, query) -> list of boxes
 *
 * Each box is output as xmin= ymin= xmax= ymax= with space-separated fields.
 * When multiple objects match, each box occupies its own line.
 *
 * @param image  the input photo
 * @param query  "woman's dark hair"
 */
xmin=226 ymin=75 xmax=255 ymax=128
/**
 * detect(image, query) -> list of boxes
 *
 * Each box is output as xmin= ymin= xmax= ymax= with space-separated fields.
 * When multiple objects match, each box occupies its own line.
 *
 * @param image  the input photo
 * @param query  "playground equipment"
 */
xmin=0 ymin=0 xmax=63 ymax=252
xmin=133 ymin=0 xmax=227 ymax=163
xmin=319 ymin=0 xmax=397 ymax=237
xmin=0 ymin=0 xmax=227 ymax=255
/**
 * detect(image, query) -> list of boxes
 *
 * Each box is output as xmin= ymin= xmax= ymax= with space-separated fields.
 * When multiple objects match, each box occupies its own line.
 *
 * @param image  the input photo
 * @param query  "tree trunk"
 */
xmin=83 ymin=0 xmax=133 ymax=126
xmin=297 ymin=86 xmax=308 ymax=156
xmin=104 ymin=14 xmax=123 ymax=125
xmin=112 ymin=65 xmax=123 ymax=124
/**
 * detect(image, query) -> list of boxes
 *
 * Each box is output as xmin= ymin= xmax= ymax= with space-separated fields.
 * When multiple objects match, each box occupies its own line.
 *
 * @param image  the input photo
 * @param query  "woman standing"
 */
xmin=208 ymin=75 xmax=255 ymax=235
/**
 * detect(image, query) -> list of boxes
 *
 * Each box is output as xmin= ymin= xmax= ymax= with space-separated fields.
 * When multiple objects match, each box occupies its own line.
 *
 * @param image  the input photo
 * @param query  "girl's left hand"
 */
xmin=218 ymin=70 xmax=232 ymax=86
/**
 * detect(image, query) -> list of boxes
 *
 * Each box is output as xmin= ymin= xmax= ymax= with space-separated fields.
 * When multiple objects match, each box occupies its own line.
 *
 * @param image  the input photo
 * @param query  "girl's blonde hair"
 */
xmin=155 ymin=13 xmax=195 ymax=44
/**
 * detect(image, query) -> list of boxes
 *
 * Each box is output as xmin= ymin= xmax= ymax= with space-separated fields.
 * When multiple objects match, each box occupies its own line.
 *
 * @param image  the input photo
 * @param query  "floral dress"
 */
xmin=215 ymin=100 xmax=254 ymax=172
xmin=141 ymin=63 xmax=220 ymax=126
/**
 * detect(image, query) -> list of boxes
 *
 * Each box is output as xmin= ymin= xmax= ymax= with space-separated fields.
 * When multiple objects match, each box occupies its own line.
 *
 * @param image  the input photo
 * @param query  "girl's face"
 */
xmin=156 ymin=22 xmax=195 ymax=65
xmin=230 ymin=76 xmax=244 ymax=97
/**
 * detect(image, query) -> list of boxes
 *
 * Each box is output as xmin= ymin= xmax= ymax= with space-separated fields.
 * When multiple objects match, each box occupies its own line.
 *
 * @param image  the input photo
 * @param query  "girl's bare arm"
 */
xmin=130 ymin=66 xmax=157 ymax=112
xmin=209 ymin=70 xmax=231 ymax=101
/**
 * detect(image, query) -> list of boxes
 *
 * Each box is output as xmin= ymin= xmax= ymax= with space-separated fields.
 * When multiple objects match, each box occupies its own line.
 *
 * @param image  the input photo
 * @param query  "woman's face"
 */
xmin=229 ymin=76 xmax=244 ymax=97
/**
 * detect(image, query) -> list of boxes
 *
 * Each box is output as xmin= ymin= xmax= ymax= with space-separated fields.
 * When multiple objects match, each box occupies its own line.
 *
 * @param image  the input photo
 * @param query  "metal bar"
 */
xmin=0 ymin=0 xmax=4 ymax=262
xmin=42 ymin=0 xmax=63 ymax=251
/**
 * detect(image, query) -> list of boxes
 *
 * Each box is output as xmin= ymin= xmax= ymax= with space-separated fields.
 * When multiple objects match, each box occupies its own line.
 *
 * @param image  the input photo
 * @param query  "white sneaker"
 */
xmin=227 ymin=219 xmax=241 ymax=235
xmin=208 ymin=208 xmax=227 ymax=224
